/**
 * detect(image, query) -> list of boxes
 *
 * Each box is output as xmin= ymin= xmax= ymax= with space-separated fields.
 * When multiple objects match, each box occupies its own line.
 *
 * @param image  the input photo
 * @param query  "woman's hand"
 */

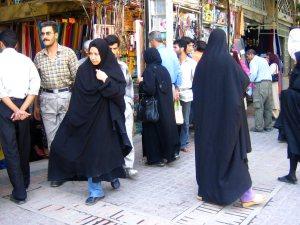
xmin=96 ymin=69 xmax=108 ymax=82
xmin=137 ymin=76 xmax=143 ymax=84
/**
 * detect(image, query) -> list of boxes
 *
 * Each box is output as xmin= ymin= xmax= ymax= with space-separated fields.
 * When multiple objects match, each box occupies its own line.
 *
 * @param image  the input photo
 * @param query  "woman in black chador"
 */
xmin=48 ymin=39 xmax=131 ymax=205
xmin=139 ymin=48 xmax=179 ymax=166
xmin=192 ymin=29 xmax=263 ymax=207
xmin=277 ymin=51 xmax=300 ymax=184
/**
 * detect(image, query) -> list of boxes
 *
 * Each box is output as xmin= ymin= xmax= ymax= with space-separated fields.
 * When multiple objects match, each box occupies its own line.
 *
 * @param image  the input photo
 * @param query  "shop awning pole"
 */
xmin=227 ymin=0 xmax=230 ymax=47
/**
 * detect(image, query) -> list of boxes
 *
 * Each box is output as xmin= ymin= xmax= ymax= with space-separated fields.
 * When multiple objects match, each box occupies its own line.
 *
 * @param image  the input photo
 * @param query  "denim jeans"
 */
xmin=87 ymin=177 xmax=104 ymax=197
xmin=180 ymin=101 xmax=192 ymax=148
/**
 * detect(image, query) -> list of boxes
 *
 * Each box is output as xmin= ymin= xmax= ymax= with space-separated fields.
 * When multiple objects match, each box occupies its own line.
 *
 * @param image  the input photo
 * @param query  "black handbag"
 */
xmin=137 ymin=67 xmax=159 ymax=123
xmin=272 ymin=74 xmax=279 ymax=82
xmin=137 ymin=96 xmax=159 ymax=123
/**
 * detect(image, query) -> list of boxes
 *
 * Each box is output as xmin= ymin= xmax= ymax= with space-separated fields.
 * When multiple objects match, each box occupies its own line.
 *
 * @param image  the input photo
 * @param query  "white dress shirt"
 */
xmin=269 ymin=63 xmax=278 ymax=75
xmin=288 ymin=28 xmax=300 ymax=61
xmin=249 ymin=55 xmax=272 ymax=83
xmin=0 ymin=48 xmax=41 ymax=99
xmin=179 ymin=57 xmax=197 ymax=102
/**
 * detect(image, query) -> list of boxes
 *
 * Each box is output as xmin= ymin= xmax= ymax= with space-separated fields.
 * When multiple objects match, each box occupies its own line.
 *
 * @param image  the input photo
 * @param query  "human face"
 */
xmin=246 ymin=53 xmax=254 ymax=62
xmin=89 ymin=47 xmax=101 ymax=65
xmin=187 ymin=42 xmax=194 ymax=54
xmin=109 ymin=43 xmax=119 ymax=58
xmin=41 ymin=26 xmax=58 ymax=47
xmin=173 ymin=44 xmax=181 ymax=56
xmin=0 ymin=41 xmax=4 ymax=52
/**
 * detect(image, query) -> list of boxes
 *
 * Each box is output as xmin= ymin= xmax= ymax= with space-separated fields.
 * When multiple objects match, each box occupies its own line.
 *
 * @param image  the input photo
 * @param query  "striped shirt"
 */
xmin=34 ymin=44 xmax=78 ymax=89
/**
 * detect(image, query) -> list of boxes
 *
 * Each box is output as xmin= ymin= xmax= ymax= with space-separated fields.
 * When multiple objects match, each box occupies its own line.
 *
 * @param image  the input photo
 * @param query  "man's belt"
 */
xmin=41 ymin=87 xmax=70 ymax=94
xmin=255 ymin=80 xmax=271 ymax=83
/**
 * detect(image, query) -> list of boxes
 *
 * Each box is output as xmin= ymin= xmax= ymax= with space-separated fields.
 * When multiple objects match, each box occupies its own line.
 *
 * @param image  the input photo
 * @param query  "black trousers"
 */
xmin=0 ymin=99 xmax=30 ymax=200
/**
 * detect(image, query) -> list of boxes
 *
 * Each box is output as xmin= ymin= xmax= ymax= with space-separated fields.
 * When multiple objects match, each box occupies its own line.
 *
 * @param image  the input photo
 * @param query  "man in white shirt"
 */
xmin=246 ymin=49 xmax=273 ymax=132
xmin=105 ymin=34 xmax=138 ymax=178
xmin=78 ymin=39 xmax=92 ymax=66
xmin=0 ymin=30 xmax=41 ymax=204
xmin=173 ymin=39 xmax=197 ymax=152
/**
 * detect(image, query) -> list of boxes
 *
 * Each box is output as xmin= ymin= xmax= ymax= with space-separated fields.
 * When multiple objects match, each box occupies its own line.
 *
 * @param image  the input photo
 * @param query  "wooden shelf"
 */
xmin=0 ymin=0 xmax=89 ymax=23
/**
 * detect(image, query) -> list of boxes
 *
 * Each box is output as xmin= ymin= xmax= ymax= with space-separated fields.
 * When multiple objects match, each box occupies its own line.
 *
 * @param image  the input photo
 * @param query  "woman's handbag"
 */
xmin=272 ymin=64 xmax=279 ymax=82
xmin=272 ymin=74 xmax=279 ymax=82
xmin=174 ymin=100 xmax=184 ymax=125
xmin=137 ymin=96 xmax=159 ymax=123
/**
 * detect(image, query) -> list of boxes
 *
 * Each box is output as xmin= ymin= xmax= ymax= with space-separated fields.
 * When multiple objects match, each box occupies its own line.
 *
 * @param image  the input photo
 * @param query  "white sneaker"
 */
xmin=126 ymin=168 xmax=138 ymax=178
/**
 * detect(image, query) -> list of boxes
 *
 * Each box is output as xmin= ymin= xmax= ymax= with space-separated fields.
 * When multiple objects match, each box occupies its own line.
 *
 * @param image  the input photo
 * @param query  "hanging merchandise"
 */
xmin=174 ymin=11 xmax=198 ymax=40
xmin=201 ymin=0 xmax=229 ymax=42
xmin=235 ymin=7 xmax=245 ymax=38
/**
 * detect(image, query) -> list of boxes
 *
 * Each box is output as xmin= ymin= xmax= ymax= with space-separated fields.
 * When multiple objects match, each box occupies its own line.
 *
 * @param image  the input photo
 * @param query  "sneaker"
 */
xmin=85 ymin=196 xmax=104 ymax=206
xmin=241 ymin=194 xmax=265 ymax=208
xmin=111 ymin=178 xmax=121 ymax=189
xmin=125 ymin=168 xmax=138 ymax=178
xmin=264 ymin=128 xmax=273 ymax=132
xmin=250 ymin=128 xmax=264 ymax=132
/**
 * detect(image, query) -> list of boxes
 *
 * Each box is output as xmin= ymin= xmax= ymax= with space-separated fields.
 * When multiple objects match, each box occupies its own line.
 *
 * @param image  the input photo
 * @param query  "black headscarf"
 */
xmin=144 ymin=47 xmax=162 ymax=65
xmin=88 ymin=38 xmax=125 ymax=82
xmin=193 ymin=29 xmax=252 ymax=205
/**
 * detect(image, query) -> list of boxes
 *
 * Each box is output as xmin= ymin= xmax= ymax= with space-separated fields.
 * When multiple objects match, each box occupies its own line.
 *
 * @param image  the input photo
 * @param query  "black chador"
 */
xmin=192 ymin=29 xmax=252 ymax=205
xmin=48 ymin=39 xmax=131 ymax=182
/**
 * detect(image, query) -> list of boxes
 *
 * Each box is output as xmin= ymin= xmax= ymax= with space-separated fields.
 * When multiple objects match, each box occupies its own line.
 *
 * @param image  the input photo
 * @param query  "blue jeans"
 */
xmin=88 ymin=177 xmax=104 ymax=197
xmin=180 ymin=101 xmax=191 ymax=148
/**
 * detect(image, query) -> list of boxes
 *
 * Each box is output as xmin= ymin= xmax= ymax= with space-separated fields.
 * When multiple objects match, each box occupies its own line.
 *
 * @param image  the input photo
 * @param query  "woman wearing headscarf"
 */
xmin=193 ymin=29 xmax=263 ymax=207
xmin=138 ymin=48 xmax=179 ymax=167
xmin=277 ymin=51 xmax=300 ymax=184
xmin=48 ymin=39 xmax=131 ymax=205
xmin=266 ymin=52 xmax=281 ymax=119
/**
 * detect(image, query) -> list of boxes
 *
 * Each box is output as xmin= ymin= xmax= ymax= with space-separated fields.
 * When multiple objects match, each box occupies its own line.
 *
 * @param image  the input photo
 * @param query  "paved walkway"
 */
xmin=0 ymin=117 xmax=299 ymax=225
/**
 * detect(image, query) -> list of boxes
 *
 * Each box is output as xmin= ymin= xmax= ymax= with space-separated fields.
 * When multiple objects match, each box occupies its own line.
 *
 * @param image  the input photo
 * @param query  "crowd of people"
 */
xmin=0 ymin=21 xmax=299 ymax=209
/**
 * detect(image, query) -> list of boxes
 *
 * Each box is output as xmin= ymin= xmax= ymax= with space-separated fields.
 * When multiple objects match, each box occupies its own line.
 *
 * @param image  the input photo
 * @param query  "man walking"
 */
xmin=173 ymin=39 xmax=197 ymax=152
xmin=149 ymin=31 xmax=182 ymax=99
xmin=246 ymin=49 xmax=273 ymax=132
xmin=105 ymin=34 xmax=138 ymax=178
xmin=34 ymin=21 xmax=78 ymax=187
xmin=0 ymin=30 xmax=40 ymax=204
xmin=78 ymin=39 xmax=92 ymax=65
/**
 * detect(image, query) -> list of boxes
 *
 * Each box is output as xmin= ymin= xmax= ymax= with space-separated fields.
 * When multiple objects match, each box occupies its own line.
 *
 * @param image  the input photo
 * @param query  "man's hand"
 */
xmin=11 ymin=110 xmax=31 ymax=121
xmin=173 ymin=89 xmax=180 ymax=101
xmin=33 ymin=106 xmax=41 ymax=121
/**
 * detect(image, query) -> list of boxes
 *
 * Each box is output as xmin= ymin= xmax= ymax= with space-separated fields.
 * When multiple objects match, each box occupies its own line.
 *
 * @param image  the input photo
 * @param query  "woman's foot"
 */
xmin=111 ymin=178 xmax=121 ymax=189
xmin=196 ymin=195 xmax=203 ymax=201
xmin=85 ymin=195 xmax=105 ymax=206
xmin=278 ymin=175 xmax=297 ymax=184
xmin=241 ymin=194 xmax=265 ymax=208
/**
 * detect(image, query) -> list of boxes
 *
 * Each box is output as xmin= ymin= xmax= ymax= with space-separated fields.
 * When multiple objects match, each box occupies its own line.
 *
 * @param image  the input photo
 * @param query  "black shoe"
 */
xmin=278 ymin=175 xmax=297 ymax=184
xmin=175 ymin=153 xmax=180 ymax=159
xmin=50 ymin=181 xmax=65 ymax=187
xmin=264 ymin=128 xmax=273 ymax=132
xmin=147 ymin=161 xmax=165 ymax=167
xmin=111 ymin=178 xmax=120 ymax=189
xmin=277 ymin=134 xmax=287 ymax=143
xmin=9 ymin=195 xmax=27 ymax=205
xmin=85 ymin=196 xmax=104 ymax=206
xmin=250 ymin=128 xmax=264 ymax=132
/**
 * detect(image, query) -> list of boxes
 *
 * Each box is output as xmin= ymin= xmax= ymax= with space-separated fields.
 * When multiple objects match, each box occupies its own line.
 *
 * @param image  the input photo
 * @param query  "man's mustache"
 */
xmin=43 ymin=39 xmax=50 ymax=42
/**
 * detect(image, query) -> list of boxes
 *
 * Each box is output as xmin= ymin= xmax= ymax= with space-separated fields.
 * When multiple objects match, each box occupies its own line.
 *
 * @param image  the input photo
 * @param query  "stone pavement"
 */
xmin=0 ymin=116 xmax=300 ymax=225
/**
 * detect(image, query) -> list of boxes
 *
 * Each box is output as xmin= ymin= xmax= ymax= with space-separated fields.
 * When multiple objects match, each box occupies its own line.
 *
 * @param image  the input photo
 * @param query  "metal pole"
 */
xmin=227 ymin=0 xmax=231 ymax=47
